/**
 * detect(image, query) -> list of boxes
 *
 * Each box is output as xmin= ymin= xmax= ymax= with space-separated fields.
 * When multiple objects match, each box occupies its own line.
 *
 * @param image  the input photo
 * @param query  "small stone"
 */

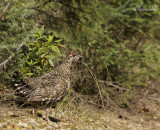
xmin=101 ymin=117 xmax=106 ymax=120
xmin=7 ymin=111 xmax=13 ymax=116
xmin=28 ymin=125 xmax=32 ymax=129
xmin=7 ymin=125 xmax=13 ymax=129
xmin=15 ymin=126 xmax=21 ymax=130
xmin=53 ymin=123 xmax=58 ymax=128
xmin=95 ymin=120 xmax=100 ymax=124
xmin=153 ymin=116 xmax=157 ymax=120
xmin=28 ymin=122 xmax=36 ymax=128
xmin=89 ymin=118 xmax=94 ymax=122
xmin=140 ymin=118 xmax=144 ymax=122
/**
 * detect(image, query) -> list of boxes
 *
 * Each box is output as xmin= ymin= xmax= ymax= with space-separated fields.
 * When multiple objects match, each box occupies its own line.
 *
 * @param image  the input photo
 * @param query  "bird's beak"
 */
xmin=79 ymin=55 xmax=82 ymax=59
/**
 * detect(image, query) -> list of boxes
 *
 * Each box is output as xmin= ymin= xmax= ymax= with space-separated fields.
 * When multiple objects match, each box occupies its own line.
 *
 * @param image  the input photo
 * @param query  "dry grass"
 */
xmin=0 ymin=86 xmax=160 ymax=129
xmin=0 ymin=65 xmax=160 ymax=129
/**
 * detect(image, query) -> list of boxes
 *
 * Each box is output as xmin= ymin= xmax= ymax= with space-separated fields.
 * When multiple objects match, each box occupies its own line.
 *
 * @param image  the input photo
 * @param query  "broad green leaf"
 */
xmin=49 ymin=59 xmax=54 ymax=66
xmin=29 ymin=43 xmax=35 ymax=46
xmin=37 ymin=48 xmax=44 ymax=55
xmin=54 ymin=39 xmax=62 ymax=43
xmin=40 ymin=54 xmax=46 ymax=58
xmin=51 ymin=45 xmax=60 ymax=53
xmin=26 ymin=60 xmax=32 ymax=65
xmin=25 ymin=73 xmax=34 ymax=76
xmin=32 ymin=61 xmax=39 ymax=65
xmin=48 ymin=35 xmax=54 ymax=43
xmin=36 ymin=42 xmax=40 ymax=47
xmin=54 ymin=32 xmax=59 ymax=37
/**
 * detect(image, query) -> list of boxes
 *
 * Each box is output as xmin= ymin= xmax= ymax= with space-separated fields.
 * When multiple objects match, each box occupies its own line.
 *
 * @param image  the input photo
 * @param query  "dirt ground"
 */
xmin=0 ymin=81 xmax=159 ymax=130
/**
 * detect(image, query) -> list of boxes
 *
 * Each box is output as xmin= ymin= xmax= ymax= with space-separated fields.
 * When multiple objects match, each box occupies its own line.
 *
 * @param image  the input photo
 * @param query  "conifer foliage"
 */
xmin=0 ymin=0 xmax=160 ymax=95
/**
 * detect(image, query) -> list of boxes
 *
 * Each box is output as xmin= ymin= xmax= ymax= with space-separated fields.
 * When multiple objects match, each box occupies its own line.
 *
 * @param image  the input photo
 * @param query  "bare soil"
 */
xmin=0 ymin=81 xmax=159 ymax=130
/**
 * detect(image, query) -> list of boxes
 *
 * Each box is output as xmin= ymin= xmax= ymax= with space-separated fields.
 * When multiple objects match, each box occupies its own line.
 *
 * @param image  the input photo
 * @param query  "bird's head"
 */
xmin=67 ymin=52 xmax=82 ymax=63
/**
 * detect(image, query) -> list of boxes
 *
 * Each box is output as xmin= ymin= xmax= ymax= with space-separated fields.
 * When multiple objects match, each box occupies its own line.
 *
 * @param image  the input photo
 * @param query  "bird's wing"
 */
xmin=23 ymin=69 xmax=60 ymax=89
xmin=28 ymin=78 xmax=68 ymax=102
xmin=23 ymin=77 xmax=39 ymax=89
xmin=40 ymin=68 xmax=61 ymax=80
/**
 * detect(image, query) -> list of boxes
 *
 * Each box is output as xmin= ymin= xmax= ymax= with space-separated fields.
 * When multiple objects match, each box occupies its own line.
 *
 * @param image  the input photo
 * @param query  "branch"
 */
xmin=0 ymin=43 xmax=24 ymax=68
xmin=98 ymin=80 xmax=131 ymax=91
xmin=0 ymin=0 xmax=11 ymax=19
xmin=148 ymin=97 xmax=160 ymax=102
xmin=86 ymin=65 xmax=105 ymax=108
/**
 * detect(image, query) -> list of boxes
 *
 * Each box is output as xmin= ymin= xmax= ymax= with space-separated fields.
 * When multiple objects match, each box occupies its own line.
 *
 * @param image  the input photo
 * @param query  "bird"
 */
xmin=15 ymin=53 xmax=82 ymax=108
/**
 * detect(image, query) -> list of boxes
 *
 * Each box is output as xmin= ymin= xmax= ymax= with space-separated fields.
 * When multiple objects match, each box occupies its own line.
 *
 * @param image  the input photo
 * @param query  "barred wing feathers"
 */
xmin=28 ymin=78 xmax=69 ymax=102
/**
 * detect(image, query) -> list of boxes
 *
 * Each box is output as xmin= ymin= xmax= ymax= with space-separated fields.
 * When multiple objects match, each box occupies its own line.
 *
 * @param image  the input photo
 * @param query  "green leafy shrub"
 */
xmin=0 ymin=0 xmax=36 ymax=85
xmin=21 ymin=26 xmax=65 ymax=77
xmin=0 ymin=0 xmax=160 ymax=106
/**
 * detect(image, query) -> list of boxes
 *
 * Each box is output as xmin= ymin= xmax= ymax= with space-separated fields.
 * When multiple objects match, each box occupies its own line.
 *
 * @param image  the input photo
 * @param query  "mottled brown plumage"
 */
xmin=16 ymin=53 xmax=82 ymax=106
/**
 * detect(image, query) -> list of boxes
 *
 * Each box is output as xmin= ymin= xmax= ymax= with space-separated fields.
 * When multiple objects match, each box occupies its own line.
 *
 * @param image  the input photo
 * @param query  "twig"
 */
xmin=0 ymin=43 xmax=24 ymax=68
xmin=98 ymin=80 xmax=131 ymax=91
xmin=106 ymin=65 xmax=111 ymax=81
xmin=135 ymin=38 xmax=142 ymax=51
xmin=0 ymin=55 xmax=12 ymax=68
xmin=0 ymin=0 xmax=11 ymax=19
xmin=116 ymin=27 xmax=124 ymax=40
xmin=148 ymin=97 xmax=160 ymax=102
xmin=86 ymin=65 xmax=105 ymax=108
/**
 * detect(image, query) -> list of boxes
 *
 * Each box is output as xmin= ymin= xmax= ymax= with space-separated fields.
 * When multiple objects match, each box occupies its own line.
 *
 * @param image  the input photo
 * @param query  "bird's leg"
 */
xmin=46 ymin=104 xmax=61 ymax=122
xmin=49 ymin=103 xmax=56 ymax=116
xmin=45 ymin=108 xmax=50 ymax=119
xmin=32 ymin=109 xmax=35 ymax=116
xmin=45 ymin=104 xmax=56 ymax=121
xmin=36 ymin=108 xmax=49 ymax=122
xmin=49 ymin=105 xmax=52 ymax=113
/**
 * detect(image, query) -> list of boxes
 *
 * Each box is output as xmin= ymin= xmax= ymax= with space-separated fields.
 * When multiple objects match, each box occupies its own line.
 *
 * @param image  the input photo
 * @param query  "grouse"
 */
xmin=15 ymin=53 xmax=82 ymax=107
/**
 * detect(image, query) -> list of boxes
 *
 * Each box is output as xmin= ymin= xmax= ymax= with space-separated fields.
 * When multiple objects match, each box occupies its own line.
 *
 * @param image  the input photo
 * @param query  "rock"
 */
xmin=7 ymin=111 xmax=13 ymax=116
xmin=7 ymin=125 xmax=13 ymax=129
xmin=14 ymin=126 xmax=21 ymax=130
